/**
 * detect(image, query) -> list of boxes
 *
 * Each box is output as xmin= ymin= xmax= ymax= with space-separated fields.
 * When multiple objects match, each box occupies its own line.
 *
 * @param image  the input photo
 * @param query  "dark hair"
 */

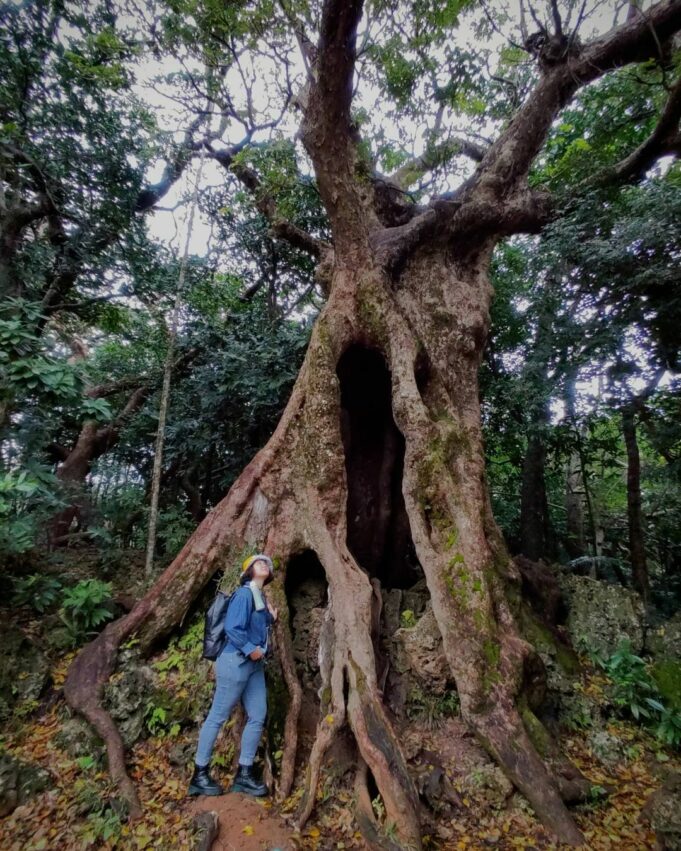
xmin=239 ymin=560 xmax=273 ymax=586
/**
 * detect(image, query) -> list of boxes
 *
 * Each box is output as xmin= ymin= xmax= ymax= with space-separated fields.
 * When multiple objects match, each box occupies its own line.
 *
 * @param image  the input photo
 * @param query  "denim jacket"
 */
xmin=223 ymin=585 xmax=274 ymax=657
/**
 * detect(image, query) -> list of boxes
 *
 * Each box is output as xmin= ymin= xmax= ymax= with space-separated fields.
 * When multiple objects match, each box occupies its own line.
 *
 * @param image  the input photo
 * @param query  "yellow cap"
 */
xmin=241 ymin=553 xmax=273 ymax=573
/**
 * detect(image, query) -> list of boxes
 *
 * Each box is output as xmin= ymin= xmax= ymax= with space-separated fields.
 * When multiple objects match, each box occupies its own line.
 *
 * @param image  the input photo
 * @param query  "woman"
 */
xmin=188 ymin=553 xmax=278 ymax=797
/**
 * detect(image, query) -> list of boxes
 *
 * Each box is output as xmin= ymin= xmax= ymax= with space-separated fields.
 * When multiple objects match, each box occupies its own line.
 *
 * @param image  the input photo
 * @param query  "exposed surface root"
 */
xmin=274 ymin=617 xmax=304 ymax=800
xmin=63 ymin=615 xmax=148 ymax=818
xmin=353 ymin=759 xmax=407 ymax=851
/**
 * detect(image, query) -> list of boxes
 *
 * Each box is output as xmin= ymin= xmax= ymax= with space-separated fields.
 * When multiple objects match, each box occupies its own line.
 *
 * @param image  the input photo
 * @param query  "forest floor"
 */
xmin=2 ymin=641 xmax=676 ymax=849
xmin=1 ymin=552 xmax=678 ymax=850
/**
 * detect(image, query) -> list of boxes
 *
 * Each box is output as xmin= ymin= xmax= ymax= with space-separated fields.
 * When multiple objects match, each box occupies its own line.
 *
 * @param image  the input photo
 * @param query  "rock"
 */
xmin=391 ymin=605 xmax=450 ymax=695
xmin=192 ymin=810 xmax=219 ymax=851
xmin=557 ymin=690 xmax=603 ymax=732
xmin=566 ymin=556 xmax=631 ymax=585
xmin=400 ymin=577 xmax=430 ymax=621
xmin=0 ymin=752 xmax=51 ymax=818
xmin=0 ymin=624 xmax=51 ymax=720
xmin=380 ymin=588 xmax=402 ymax=637
xmin=168 ymin=740 xmax=195 ymax=768
xmin=643 ymin=771 xmax=681 ymax=850
xmin=289 ymin=576 xmax=327 ymax=691
xmin=103 ymin=656 xmax=155 ymax=748
xmin=559 ymin=574 xmax=645 ymax=657
xmin=647 ymin=612 xmax=681 ymax=663
xmin=54 ymin=716 xmax=105 ymax=762
xmin=42 ymin=612 xmax=71 ymax=651
xmin=518 ymin=604 xmax=590 ymax=732
xmin=587 ymin=730 xmax=626 ymax=767
xmin=459 ymin=763 xmax=513 ymax=808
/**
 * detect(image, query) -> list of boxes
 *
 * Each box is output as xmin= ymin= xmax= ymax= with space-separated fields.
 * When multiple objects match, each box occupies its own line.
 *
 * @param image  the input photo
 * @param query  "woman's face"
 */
xmin=252 ymin=559 xmax=271 ymax=581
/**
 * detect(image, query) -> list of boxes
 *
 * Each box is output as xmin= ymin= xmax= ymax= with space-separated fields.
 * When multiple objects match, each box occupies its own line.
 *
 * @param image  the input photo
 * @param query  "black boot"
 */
xmin=188 ymin=763 xmax=223 ymax=796
xmin=230 ymin=763 xmax=268 ymax=797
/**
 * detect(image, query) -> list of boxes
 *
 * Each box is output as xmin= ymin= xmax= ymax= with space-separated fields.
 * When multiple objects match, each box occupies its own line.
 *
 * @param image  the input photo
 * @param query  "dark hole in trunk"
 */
xmin=414 ymin=348 xmax=432 ymax=399
xmin=366 ymin=765 xmax=380 ymax=802
xmin=285 ymin=550 xmax=329 ymax=739
xmin=285 ymin=549 xmax=328 ymax=618
xmin=337 ymin=344 xmax=423 ymax=590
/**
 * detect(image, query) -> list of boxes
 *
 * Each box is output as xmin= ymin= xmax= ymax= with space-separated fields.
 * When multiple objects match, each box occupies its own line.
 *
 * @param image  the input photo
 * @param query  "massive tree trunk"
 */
xmin=63 ymin=0 xmax=681 ymax=846
xmin=65 ymin=249 xmax=588 ymax=846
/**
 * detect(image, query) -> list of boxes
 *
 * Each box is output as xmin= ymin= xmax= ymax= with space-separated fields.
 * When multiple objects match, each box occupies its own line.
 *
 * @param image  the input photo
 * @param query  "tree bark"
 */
xmin=519 ymin=429 xmax=556 ymax=562
xmin=622 ymin=405 xmax=650 ymax=601
xmin=49 ymin=386 xmax=149 ymax=546
xmin=565 ymin=450 xmax=586 ymax=559
xmin=564 ymin=379 xmax=586 ymax=559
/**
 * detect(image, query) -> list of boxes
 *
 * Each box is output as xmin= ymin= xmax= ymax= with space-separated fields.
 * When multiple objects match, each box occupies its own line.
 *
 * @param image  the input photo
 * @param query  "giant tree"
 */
xmin=65 ymin=1 xmax=681 ymax=846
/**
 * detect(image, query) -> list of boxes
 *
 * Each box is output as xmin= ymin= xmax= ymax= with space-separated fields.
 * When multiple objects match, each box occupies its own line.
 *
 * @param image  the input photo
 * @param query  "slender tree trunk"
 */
xmin=145 ymin=146 xmax=205 ymax=577
xmin=576 ymin=439 xmax=599 ymax=558
xmin=519 ymin=429 xmax=556 ymax=562
xmin=622 ymin=405 xmax=650 ymax=600
xmin=565 ymin=450 xmax=586 ymax=558
xmin=564 ymin=380 xmax=586 ymax=559
xmin=518 ymin=284 xmax=558 ymax=563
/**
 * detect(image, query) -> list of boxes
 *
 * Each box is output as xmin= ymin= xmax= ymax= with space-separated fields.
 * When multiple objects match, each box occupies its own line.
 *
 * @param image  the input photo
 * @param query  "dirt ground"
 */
xmin=188 ymin=791 xmax=298 ymax=851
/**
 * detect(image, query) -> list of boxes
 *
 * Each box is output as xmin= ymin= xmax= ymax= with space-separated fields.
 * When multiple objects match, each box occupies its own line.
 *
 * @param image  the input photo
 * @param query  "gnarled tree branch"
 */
xmin=208 ymin=141 xmax=331 ymax=260
xmin=388 ymin=136 xmax=488 ymax=192
xmin=475 ymin=0 xmax=681 ymax=198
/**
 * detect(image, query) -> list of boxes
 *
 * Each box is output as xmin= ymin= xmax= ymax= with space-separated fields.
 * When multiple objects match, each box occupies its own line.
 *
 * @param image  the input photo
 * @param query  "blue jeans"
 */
xmin=195 ymin=649 xmax=267 ymax=767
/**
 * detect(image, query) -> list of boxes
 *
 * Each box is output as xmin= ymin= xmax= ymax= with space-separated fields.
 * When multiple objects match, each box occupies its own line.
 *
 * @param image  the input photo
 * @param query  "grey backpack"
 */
xmin=202 ymin=589 xmax=237 ymax=660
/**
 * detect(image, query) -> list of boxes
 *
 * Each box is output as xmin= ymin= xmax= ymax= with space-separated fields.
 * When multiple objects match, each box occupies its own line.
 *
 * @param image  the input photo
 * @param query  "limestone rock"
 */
xmin=103 ymin=659 xmax=155 ymax=748
xmin=557 ymin=690 xmax=603 ymax=732
xmin=0 ymin=752 xmax=51 ymax=818
xmin=587 ymin=729 xmax=626 ymax=767
xmin=54 ymin=716 xmax=105 ymax=762
xmin=459 ymin=763 xmax=513 ymax=807
xmin=400 ymin=577 xmax=430 ymax=621
xmin=289 ymin=576 xmax=327 ymax=691
xmin=0 ymin=624 xmax=50 ymax=720
xmin=168 ymin=740 xmax=195 ymax=768
xmin=559 ymin=574 xmax=645 ymax=657
xmin=192 ymin=810 xmax=219 ymax=851
xmin=643 ymin=772 xmax=681 ymax=850
xmin=391 ymin=606 xmax=450 ymax=695
xmin=647 ymin=612 xmax=681 ymax=663
xmin=380 ymin=588 xmax=402 ymax=638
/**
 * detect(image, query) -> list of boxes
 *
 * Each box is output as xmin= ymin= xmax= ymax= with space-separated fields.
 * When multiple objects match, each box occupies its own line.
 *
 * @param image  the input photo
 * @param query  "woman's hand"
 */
xmin=249 ymin=647 xmax=264 ymax=660
xmin=267 ymin=601 xmax=278 ymax=622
